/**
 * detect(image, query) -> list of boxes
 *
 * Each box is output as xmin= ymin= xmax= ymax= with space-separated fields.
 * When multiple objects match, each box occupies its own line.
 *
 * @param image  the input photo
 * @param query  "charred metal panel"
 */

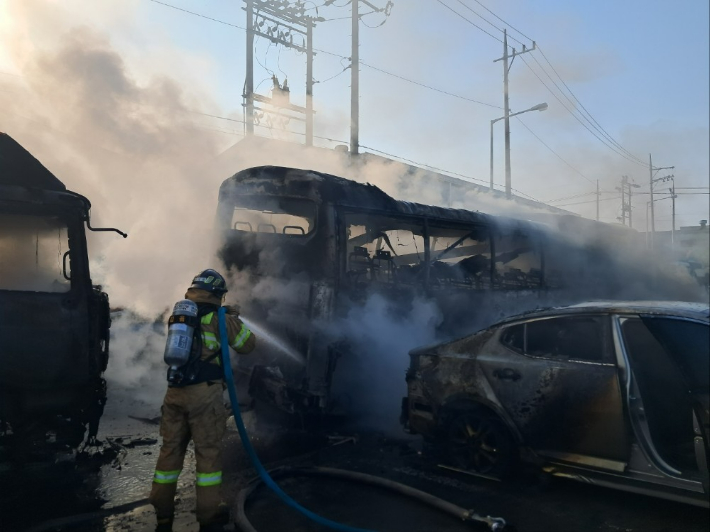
xmin=0 ymin=133 xmax=112 ymax=447
xmin=0 ymin=132 xmax=66 ymax=191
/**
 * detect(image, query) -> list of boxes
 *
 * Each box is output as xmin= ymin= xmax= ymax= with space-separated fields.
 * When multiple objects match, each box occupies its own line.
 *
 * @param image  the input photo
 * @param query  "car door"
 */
xmin=480 ymin=314 xmax=630 ymax=468
xmin=618 ymin=315 xmax=709 ymax=485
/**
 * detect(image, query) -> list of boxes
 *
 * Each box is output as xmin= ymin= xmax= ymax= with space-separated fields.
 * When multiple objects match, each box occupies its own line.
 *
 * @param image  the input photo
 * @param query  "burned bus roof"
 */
xmin=0 ymin=133 xmax=66 ymax=191
xmin=220 ymin=165 xmax=544 ymax=231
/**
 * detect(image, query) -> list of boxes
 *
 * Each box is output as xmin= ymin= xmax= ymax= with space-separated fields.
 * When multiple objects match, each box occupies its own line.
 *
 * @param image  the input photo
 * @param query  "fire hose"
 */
xmin=218 ymin=308 xmax=508 ymax=532
xmin=26 ymin=310 xmax=507 ymax=532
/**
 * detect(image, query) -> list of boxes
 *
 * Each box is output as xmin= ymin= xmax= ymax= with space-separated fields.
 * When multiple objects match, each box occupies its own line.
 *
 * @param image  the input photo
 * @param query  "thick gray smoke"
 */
xmin=0 ymin=1 xmax=705 ymax=432
xmin=326 ymin=294 xmax=443 ymax=433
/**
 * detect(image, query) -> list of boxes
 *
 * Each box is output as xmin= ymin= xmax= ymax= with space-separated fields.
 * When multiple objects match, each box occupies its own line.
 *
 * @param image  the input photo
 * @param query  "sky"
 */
xmin=0 ymin=0 xmax=708 ymax=231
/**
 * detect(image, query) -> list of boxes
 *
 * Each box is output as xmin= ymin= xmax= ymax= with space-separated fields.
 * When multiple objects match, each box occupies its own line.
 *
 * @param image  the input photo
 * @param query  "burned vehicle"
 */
xmin=402 ymin=301 xmax=710 ymax=507
xmin=0 ymin=133 xmax=125 ymax=453
xmin=215 ymin=166 xmax=691 ymax=420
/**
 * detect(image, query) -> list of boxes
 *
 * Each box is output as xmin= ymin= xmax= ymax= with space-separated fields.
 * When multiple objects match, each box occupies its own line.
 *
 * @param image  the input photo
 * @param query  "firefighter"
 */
xmin=149 ymin=269 xmax=256 ymax=532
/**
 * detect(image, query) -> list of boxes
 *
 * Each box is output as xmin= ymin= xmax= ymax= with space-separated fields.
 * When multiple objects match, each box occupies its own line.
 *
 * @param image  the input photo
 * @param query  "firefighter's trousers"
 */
xmin=149 ymin=381 xmax=227 ymax=526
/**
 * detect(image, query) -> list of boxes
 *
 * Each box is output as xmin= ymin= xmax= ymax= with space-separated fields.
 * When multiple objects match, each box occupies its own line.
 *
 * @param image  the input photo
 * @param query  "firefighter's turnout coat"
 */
xmin=149 ymin=288 xmax=256 ymax=527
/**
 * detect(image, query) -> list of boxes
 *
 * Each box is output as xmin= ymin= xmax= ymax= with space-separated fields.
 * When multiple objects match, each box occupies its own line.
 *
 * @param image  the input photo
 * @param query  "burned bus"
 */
xmin=215 ymin=165 xmax=683 ymax=420
xmin=0 ymin=133 xmax=125 ymax=454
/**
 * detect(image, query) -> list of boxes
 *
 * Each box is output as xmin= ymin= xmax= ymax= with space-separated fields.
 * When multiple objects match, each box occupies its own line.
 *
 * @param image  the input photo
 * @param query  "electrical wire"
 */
xmin=466 ymin=0 xmax=533 ymax=42
xmin=452 ymin=0 xmax=526 ymax=45
xmin=545 ymin=191 xmax=597 ymax=204
xmin=315 ymin=58 xmax=351 ymax=84
xmin=361 ymin=144 xmax=490 ymax=186
xmin=432 ymin=0 xmax=505 ymax=44
xmin=515 ymin=116 xmax=594 ymax=184
xmin=555 ymin=195 xmax=620 ymax=208
xmin=146 ymin=0 xmax=499 ymax=109
xmin=533 ymin=47 xmax=645 ymax=165
xmin=519 ymin=55 xmax=647 ymax=168
xmin=358 ymin=61 xmax=501 ymax=108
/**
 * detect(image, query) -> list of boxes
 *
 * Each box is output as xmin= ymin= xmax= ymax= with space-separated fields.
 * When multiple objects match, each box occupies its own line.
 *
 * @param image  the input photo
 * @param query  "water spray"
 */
xmin=241 ymin=317 xmax=305 ymax=365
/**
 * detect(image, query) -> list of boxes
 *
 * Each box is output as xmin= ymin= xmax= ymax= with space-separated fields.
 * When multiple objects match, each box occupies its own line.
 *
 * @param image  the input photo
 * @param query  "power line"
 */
xmin=534 ymin=46 xmax=645 ymax=165
xmin=362 ymin=143 xmax=545 ymax=202
xmin=466 ymin=0 xmax=533 ymax=42
xmin=515 ymin=116 xmax=594 ymax=184
xmin=519 ymin=55 xmax=647 ymax=168
xmin=361 ymin=144 xmax=489 ymax=185
xmin=359 ymin=61 xmax=501 ymax=108
xmin=453 ymin=0 xmax=527 ymax=47
xmin=432 ymin=0 xmax=505 ymax=44
xmin=452 ymin=0 xmax=504 ymax=33
xmin=146 ymin=0 xmax=501 ymax=109
xmin=545 ymin=191 xmax=596 ymax=203
xmin=555 ymin=195 xmax=620 ymax=208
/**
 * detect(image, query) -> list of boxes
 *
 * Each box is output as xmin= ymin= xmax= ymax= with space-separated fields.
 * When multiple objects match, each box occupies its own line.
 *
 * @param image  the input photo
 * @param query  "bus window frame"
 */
xmin=425 ymin=221 xmax=494 ymax=291
xmin=228 ymin=195 xmax=319 ymax=238
xmin=337 ymin=207 xmax=429 ymax=291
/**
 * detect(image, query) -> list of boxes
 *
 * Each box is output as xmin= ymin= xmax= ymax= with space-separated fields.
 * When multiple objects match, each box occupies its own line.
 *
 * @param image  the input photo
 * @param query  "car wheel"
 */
xmin=446 ymin=410 xmax=516 ymax=476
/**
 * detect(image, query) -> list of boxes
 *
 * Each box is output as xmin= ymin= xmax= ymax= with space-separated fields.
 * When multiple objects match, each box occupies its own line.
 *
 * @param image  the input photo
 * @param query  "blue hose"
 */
xmin=218 ymin=308 xmax=375 ymax=532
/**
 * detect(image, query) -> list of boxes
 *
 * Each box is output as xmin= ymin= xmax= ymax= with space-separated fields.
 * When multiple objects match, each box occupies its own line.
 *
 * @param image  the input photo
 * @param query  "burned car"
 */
xmin=402 ymin=301 xmax=709 ymax=507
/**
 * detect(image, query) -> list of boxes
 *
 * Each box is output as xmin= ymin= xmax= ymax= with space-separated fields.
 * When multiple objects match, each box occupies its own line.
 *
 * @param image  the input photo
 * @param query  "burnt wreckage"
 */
xmin=216 ymin=165 xmax=696 ymax=419
xmin=0 ymin=133 xmax=125 ymax=452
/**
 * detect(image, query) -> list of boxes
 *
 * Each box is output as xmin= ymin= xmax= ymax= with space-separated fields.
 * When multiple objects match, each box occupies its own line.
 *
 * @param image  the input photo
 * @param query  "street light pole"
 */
xmin=489 ymin=103 xmax=547 ymax=192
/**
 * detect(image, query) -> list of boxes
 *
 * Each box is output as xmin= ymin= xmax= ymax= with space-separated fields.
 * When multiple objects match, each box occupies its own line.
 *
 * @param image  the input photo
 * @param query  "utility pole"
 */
xmin=306 ymin=17 xmax=314 ymax=146
xmin=350 ymin=0 xmax=359 ymax=155
xmin=245 ymin=0 xmax=254 ymax=135
xmin=648 ymin=153 xmax=674 ymax=248
xmin=596 ymin=180 xmax=600 ymax=221
xmin=617 ymin=176 xmax=627 ymax=226
xmin=617 ymin=175 xmax=640 ymax=227
xmin=494 ymin=30 xmax=536 ymax=199
xmin=502 ymin=30 xmax=511 ymax=199
xmin=649 ymin=155 xmax=655 ymax=243
xmin=670 ymin=182 xmax=677 ymax=249
xmin=348 ymin=1 xmax=392 ymax=155
xmin=243 ymin=1 xmax=320 ymax=144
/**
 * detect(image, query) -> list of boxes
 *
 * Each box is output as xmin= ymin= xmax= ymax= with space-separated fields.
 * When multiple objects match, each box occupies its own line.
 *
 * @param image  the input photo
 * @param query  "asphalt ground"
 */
xmin=2 ymin=399 xmax=709 ymax=532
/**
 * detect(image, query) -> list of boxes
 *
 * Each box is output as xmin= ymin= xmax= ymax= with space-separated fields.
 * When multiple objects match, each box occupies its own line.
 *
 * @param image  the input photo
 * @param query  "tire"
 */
xmin=446 ymin=410 xmax=517 ymax=477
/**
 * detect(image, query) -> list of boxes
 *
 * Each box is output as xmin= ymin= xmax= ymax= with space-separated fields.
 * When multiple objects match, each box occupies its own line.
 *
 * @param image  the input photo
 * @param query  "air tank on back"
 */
xmin=164 ymin=299 xmax=199 ymax=369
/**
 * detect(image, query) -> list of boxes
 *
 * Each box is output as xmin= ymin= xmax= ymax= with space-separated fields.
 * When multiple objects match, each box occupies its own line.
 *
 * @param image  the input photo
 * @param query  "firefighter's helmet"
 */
xmin=190 ymin=269 xmax=228 ymax=295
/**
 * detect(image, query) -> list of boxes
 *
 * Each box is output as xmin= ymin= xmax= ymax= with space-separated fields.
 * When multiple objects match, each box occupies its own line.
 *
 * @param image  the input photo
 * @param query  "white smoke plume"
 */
xmin=0 ymin=0 xmax=705 ymax=428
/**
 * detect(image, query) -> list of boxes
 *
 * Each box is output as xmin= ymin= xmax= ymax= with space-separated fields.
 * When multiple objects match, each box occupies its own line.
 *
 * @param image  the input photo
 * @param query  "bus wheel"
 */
xmin=446 ymin=410 xmax=516 ymax=477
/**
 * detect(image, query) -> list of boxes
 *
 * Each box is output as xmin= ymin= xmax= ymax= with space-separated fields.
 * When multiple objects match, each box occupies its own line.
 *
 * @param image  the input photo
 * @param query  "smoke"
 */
xmin=0 ymin=0 xmax=706 ymax=431
xmin=0 ymin=1 xmax=232 ymax=412
xmin=326 ymin=294 xmax=443 ymax=434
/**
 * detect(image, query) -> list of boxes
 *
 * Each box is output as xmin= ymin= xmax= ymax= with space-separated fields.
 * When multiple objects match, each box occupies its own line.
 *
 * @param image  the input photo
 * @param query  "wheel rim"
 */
xmin=449 ymin=414 xmax=505 ymax=474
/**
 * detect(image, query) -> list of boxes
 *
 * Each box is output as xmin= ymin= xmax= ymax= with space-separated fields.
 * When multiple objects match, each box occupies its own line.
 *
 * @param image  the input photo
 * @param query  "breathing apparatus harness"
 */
xmin=167 ymin=302 xmax=223 ymax=387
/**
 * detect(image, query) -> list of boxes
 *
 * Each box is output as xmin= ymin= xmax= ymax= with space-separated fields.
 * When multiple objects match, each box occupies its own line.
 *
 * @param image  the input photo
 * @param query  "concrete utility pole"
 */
xmin=670 ymin=182 xmax=678 ymax=249
xmin=617 ymin=176 xmax=627 ymax=226
xmin=350 ymin=0 xmax=359 ymax=155
xmin=648 ymin=153 xmax=674 ymax=248
xmin=349 ymin=1 xmax=392 ymax=155
xmin=617 ymin=175 xmax=640 ymax=227
xmin=306 ymin=18 xmax=314 ymax=146
xmin=245 ymin=0 xmax=254 ymax=135
xmin=494 ymin=30 xmax=536 ymax=199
